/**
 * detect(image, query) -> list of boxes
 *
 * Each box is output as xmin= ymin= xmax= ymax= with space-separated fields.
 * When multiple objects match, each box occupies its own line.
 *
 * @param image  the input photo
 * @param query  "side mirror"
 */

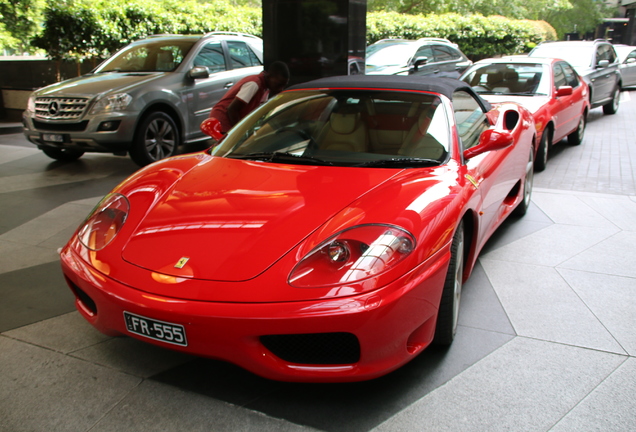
xmin=189 ymin=66 xmax=210 ymax=80
xmin=597 ymin=59 xmax=610 ymax=69
xmin=412 ymin=56 xmax=429 ymax=71
xmin=200 ymin=117 xmax=225 ymax=142
xmin=463 ymin=129 xmax=514 ymax=160
xmin=626 ymin=57 xmax=636 ymax=64
xmin=556 ymin=86 xmax=573 ymax=97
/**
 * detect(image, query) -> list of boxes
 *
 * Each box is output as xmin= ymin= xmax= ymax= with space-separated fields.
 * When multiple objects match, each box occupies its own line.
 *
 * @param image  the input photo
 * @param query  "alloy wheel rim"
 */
xmin=145 ymin=119 xmax=176 ymax=161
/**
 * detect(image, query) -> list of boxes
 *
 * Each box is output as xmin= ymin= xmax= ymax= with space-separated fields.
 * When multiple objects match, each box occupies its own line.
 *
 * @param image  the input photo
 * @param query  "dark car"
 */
xmin=366 ymin=38 xmax=472 ymax=78
xmin=461 ymin=57 xmax=590 ymax=171
xmin=528 ymin=40 xmax=621 ymax=114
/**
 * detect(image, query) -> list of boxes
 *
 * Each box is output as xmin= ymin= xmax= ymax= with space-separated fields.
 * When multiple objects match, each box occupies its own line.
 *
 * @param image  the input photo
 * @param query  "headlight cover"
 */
xmin=289 ymin=224 xmax=415 ymax=288
xmin=90 ymin=93 xmax=133 ymax=115
xmin=26 ymin=95 xmax=36 ymax=113
xmin=78 ymin=193 xmax=129 ymax=251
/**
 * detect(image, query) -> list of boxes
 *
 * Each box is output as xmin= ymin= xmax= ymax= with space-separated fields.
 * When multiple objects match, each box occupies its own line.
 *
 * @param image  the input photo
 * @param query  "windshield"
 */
xmin=530 ymin=45 xmax=593 ymax=68
xmin=366 ymin=43 xmax=416 ymax=67
xmin=96 ymin=40 xmax=196 ymax=73
xmin=462 ymin=63 xmax=550 ymax=96
xmin=212 ymin=89 xmax=450 ymax=167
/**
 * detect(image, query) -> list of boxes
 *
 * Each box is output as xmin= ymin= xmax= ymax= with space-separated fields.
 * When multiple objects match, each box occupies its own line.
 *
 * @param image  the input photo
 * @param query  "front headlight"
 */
xmin=89 ymin=93 xmax=133 ymax=115
xmin=288 ymin=224 xmax=415 ymax=288
xmin=27 ymin=95 xmax=36 ymax=113
xmin=78 ymin=193 xmax=129 ymax=251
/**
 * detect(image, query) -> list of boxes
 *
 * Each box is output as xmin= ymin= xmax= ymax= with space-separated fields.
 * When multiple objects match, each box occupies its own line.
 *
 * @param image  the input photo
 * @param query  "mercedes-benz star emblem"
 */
xmin=48 ymin=101 xmax=59 ymax=116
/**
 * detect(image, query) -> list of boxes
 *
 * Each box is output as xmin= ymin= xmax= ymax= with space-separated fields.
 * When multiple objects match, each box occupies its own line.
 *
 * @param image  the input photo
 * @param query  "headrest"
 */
xmin=330 ymin=112 xmax=360 ymax=134
xmin=504 ymin=70 xmax=519 ymax=80
xmin=418 ymin=110 xmax=431 ymax=135
xmin=487 ymin=71 xmax=503 ymax=84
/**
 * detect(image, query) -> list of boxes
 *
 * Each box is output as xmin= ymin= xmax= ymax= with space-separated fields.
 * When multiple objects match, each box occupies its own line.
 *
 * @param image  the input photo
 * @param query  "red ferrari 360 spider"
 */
xmin=461 ymin=57 xmax=590 ymax=171
xmin=60 ymin=76 xmax=535 ymax=382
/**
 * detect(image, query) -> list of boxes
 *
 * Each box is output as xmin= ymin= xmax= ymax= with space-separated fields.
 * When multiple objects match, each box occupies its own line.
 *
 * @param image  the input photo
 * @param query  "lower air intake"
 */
xmin=260 ymin=332 xmax=360 ymax=365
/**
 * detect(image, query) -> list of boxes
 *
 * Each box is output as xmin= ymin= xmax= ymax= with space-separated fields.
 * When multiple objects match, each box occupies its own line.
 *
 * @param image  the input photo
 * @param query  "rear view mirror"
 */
xmin=464 ymin=129 xmax=514 ymax=160
xmin=412 ymin=56 xmax=429 ymax=71
xmin=597 ymin=59 xmax=610 ymax=69
xmin=189 ymin=66 xmax=210 ymax=80
xmin=556 ymin=86 xmax=573 ymax=97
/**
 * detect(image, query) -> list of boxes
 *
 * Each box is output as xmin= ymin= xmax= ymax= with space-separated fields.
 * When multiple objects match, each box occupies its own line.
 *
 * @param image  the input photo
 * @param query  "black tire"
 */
xmin=603 ymin=85 xmax=620 ymax=115
xmin=534 ymin=129 xmax=549 ymax=172
xmin=130 ymin=111 xmax=179 ymax=166
xmin=434 ymin=221 xmax=464 ymax=345
xmin=41 ymin=146 xmax=84 ymax=162
xmin=568 ymin=113 xmax=586 ymax=146
xmin=513 ymin=147 xmax=534 ymax=217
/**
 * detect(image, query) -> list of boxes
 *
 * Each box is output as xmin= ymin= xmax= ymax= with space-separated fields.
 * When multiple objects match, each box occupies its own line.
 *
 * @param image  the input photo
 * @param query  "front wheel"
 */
xmin=513 ymin=147 xmax=534 ymax=217
xmin=434 ymin=221 xmax=464 ymax=345
xmin=130 ymin=111 xmax=180 ymax=166
xmin=568 ymin=114 xmax=586 ymax=146
xmin=603 ymin=85 xmax=620 ymax=115
xmin=41 ymin=146 xmax=84 ymax=162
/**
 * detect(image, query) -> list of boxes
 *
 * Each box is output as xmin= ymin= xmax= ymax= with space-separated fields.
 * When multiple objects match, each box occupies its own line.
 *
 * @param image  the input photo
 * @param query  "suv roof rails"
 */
xmin=204 ymin=31 xmax=260 ymax=39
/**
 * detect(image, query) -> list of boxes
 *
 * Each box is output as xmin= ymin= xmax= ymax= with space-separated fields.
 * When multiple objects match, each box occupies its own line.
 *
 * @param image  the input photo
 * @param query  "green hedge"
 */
xmin=32 ymin=1 xmax=556 ymax=62
xmin=367 ymin=12 xmax=557 ymax=59
xmin=32 ymin=0 xmax=262 ymax=60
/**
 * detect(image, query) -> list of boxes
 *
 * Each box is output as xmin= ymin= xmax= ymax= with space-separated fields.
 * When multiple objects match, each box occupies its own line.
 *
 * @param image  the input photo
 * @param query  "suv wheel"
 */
xmin=603 ymin=85 xmax=620 ymax=115
xmin=41 ymin=147 xmax=84 ymax=162
xmin=130 ymin=111 xmax=180 ymax=166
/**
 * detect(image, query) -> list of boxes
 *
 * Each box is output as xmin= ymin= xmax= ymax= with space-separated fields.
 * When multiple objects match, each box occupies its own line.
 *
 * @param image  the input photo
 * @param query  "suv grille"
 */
xmin=35 ymin=97 xmax=89 ymax=120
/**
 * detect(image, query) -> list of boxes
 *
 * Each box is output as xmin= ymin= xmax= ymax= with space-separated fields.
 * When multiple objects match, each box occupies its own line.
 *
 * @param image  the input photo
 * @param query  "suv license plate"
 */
xmin=42 ymin=133 xmax=64 ymax=143
xmin=123 ymin=311 xmax=187 ymax=346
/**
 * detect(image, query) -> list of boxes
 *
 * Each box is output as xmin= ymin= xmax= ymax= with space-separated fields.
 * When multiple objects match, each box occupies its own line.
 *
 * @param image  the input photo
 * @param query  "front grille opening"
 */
xmin=66 ymin=277 xmax=97 ymax=316
xmin=260 ymin=332 xmax=360 ymax=365
xmin=33 ymin=119 xmax=89 ymax=132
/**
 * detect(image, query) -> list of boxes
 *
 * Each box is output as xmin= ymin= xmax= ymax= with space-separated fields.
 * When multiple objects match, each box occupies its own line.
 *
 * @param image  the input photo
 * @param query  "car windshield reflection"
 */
xmin=213 ymin=89 xmax=451 ymax=168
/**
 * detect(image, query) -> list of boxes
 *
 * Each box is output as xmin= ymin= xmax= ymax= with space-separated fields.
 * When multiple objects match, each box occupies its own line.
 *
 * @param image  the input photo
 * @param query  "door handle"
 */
xmin=224 ymin=82 xmax=234 ymax=89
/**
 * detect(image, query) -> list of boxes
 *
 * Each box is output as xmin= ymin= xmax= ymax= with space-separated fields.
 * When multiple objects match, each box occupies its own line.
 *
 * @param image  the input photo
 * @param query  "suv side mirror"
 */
xmin=411 ymin=56 xmax=429 ymax=71
xmin=597 ymin=59 xmax=610 ymax=69
xmin=463 ymin=129 xmax=514 ymax=160
xmin=555 ymin=86 xmax=573 ymax=97
xmin=189 ymin=66 xmax=210 ymax=80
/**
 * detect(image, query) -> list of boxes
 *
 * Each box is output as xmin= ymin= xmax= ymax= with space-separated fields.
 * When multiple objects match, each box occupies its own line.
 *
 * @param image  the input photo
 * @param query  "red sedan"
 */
xmin=461 ymin=57 xmax=590 ymax=171
xmin=60 ymin=76 xmax=535 ymax=382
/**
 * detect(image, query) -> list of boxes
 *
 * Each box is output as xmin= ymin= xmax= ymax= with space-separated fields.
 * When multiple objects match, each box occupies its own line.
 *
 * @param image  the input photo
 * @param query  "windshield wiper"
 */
xmin=229 ymin=152 xmax=333 ymax=166
xmin=354 ymin=158 xmax=440 ymax=168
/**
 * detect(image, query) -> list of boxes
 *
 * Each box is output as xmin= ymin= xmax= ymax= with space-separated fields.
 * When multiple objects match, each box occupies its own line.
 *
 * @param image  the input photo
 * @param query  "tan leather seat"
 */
xmin=320 ymin=111 xmax=368 ymax=152
xmin=398 ymin=109 xmax=447 ymax=160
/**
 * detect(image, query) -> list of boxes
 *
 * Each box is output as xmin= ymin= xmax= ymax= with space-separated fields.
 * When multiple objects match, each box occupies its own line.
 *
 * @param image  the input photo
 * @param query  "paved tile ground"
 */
xmin=1 ymin=91 xmax=635 ymax=431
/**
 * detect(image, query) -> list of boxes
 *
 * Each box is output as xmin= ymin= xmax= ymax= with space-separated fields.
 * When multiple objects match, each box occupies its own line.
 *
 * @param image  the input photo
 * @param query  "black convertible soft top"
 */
xmin=287 ymin=75 xmax=492 ymax=111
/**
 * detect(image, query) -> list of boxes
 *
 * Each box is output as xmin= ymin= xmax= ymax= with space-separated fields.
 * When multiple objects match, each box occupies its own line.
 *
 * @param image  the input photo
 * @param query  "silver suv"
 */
xmin=23 ymin=32 xmax=263 ymax=166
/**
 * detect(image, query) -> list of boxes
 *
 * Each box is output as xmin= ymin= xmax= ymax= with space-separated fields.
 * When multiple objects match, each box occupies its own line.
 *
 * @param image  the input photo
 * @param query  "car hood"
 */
xmin=34 ymin=72 xmax=167 ymax=98
xmin=121 ymin=157 xmax=400 ymax=282
xmin=480 ymin=94 xmax=550 ymax=114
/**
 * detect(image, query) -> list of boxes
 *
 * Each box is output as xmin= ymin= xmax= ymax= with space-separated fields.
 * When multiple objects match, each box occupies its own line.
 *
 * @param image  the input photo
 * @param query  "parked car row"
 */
xmin=22 ymin=34 xmax=633 ymax=169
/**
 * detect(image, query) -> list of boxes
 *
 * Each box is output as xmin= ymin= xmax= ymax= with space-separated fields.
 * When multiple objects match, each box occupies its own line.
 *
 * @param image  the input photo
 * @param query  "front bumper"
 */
xmin=60 ymin=244 xmax=449 ymax=382
xmin=22 ymin=111 xmax=137 ymax=153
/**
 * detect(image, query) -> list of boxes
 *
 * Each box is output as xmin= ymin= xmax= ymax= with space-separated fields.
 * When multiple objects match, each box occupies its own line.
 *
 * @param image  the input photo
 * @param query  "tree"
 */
xmin=0 ymin=0 xmax=46 ymax=54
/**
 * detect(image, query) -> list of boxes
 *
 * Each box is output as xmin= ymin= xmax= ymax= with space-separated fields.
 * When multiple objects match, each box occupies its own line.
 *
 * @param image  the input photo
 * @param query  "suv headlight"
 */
xmin=90 ymin=93 xmax=133 ymax=115
xmin=27 ymin=95 xmax=36 ymax=113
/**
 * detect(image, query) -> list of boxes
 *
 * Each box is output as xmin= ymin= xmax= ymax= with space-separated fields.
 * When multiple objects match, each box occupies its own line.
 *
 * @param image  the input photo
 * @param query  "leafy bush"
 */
xmin=367 ymin=12 xmax=557 ymax=59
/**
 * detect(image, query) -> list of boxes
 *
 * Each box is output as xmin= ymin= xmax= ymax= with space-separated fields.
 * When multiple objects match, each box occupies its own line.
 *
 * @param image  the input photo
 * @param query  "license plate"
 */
xmin=123 ymin=311 xmax=187 ymax=346
xmin=42 ymin=133 xmax=64 ymax=143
